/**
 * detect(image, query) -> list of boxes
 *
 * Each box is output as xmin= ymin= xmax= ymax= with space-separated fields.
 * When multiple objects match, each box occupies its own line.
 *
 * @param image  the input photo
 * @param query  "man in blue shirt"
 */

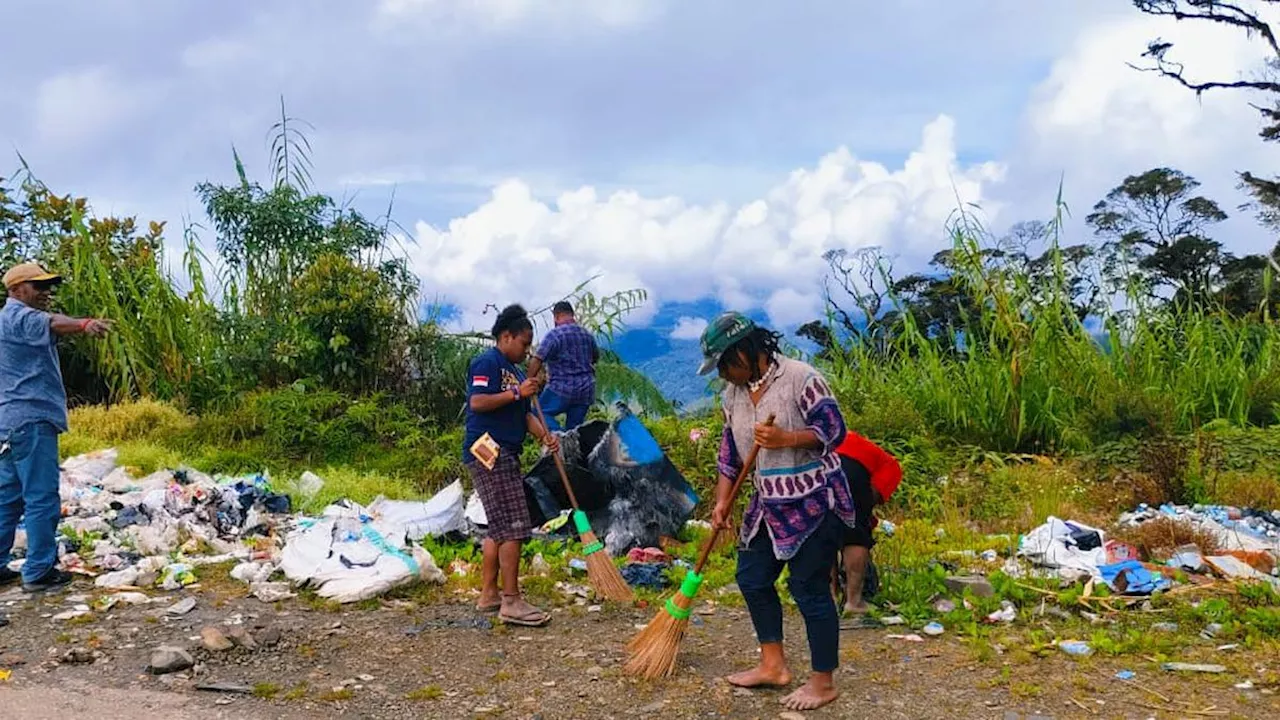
xmin=0 ymin=262 xmax=111 ymax=599
xmin=526 ymin=301 xmax=598 ymax=432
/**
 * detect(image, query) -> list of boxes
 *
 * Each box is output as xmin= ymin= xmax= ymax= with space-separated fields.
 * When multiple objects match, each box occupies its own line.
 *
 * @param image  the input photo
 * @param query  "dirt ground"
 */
xmin=0 ymin=577 xmax=1276 ymax=720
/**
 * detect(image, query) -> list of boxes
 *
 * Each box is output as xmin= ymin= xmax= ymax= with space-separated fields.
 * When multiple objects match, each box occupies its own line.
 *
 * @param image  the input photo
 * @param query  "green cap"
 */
xmin=697 ymin=312 xmax=756 ymax=376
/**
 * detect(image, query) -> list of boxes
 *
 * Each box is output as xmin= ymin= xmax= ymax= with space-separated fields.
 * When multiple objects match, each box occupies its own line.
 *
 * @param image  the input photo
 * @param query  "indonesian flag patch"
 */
xmin=472 ymin=375 xmax=489 ymax=387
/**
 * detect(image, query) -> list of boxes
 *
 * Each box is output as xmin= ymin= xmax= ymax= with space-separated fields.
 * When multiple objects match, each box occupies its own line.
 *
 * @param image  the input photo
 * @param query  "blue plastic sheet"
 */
xmin=1099 ymin=559 xmax=1170 ymax=595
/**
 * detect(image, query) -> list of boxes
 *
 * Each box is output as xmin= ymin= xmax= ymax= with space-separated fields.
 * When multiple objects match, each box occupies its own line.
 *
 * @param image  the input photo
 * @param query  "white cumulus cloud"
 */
xmin=409 ymin=114 xmax=1006 ymax=332
xmin=1011 ymin=7 xmax=1280 ymax=252
xmin=669 ymin=317 xmax=708 ymax=341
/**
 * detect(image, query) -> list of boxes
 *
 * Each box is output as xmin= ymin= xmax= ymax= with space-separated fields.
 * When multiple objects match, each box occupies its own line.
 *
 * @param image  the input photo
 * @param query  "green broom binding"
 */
xmin=624 ymin=414 xmax=775 ymax=679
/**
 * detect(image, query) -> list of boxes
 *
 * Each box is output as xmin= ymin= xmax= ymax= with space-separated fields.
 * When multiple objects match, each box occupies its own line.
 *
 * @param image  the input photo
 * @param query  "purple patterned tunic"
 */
xmin=717 ymin=357 xmax=857 ymax=560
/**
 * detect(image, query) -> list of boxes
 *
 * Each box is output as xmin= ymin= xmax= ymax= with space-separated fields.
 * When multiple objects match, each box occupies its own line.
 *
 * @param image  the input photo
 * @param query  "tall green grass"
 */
xmin=825 ymin=204 xmax=1280 ymax=453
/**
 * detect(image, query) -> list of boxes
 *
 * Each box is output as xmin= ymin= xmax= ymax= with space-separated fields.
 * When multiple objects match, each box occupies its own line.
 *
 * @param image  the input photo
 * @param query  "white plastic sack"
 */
xmin=465 ymin=491 xmax=488 ymax=527
xmin=368 ymin=479 xmax=467 ymax=541
xmin=279 ymin=515 xmax=445 ymax=603
xmin=95 ymin=567 xmax=140 ymax=589
xmin=1018 ymin=516 xmax=1107 ymax=580
xmin=230 ymin=561 xmax=276 ymax=584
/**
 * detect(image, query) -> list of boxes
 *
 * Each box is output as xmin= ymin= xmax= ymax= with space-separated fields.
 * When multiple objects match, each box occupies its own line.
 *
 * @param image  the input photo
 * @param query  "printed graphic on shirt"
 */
xmin=500 ymin=369 xmax=519 ymax=391
xmin=472 ymin=375 xmax=489 ymax=387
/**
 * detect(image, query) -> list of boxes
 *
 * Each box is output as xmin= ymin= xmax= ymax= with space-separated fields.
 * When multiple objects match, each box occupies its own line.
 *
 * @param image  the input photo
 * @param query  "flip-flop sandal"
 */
xmin=499 ymin=609 xmax=551 ymax=627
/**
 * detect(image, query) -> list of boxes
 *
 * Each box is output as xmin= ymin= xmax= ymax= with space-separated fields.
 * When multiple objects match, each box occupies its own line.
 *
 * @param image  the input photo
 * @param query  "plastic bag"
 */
xmin=368 ymin=479 xmax=468 ymax=540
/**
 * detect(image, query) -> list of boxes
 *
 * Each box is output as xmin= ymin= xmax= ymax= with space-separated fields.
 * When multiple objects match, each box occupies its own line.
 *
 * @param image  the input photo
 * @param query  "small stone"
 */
xmin=638 ymin=700 xmax=666 ymax=713
xmin=587 ymin=605 xmax=602 ymax=613
xmin=542 ymin=681 xmax=556 ymax=687
xmin=586 ymin=665 xmax=603 ymax=680
xmin=256 ymin=628 xmax=281 ymax=646
xmin=225 ymin=626 xmax=257 ymax=650
xmin=357 ymin=674 xmax=374 ymax=682
xmin=1151 ymin=622 xmax=1179 ymax=633
xmin=943 ymin=576 xmax=994 ymax=598
xmin=59 ymin=647 xmax=94 ymax=665
xmin=201 ymin=627 xmax=234 ymax=652
xmin=780 ymin=712 xmax=807 ymax=720
xmin=147 ymin=646 xmax=194 ymax=675
xmin=0 ymin=653 xmax=26 ymax=668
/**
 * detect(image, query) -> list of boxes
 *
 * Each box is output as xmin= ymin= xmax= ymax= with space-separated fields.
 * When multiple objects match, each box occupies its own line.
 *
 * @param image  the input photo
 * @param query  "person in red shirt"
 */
xmin=833 ymin=430 xmax=901 ymax=615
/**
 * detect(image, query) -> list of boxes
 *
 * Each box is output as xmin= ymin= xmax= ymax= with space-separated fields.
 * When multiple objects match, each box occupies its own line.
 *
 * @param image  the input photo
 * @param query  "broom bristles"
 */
xmin=623 ymin=588 xmax=693 ymax=679
xmin=580 ymin=529 xmax=633 ymax=602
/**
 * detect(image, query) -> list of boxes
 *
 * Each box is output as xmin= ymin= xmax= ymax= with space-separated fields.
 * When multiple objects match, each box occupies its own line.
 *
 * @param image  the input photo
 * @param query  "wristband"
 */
xmin=79 ymin=319 xmax=92 ymax=331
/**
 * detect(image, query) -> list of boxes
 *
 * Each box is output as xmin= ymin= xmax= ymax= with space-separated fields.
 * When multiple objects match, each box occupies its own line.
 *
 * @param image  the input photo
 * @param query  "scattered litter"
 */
xmin=943 ymin=575 xmax=994 ymax=598
xmin=985 ymin=601 xmax=1017 ymax=624
xmin=529 ymin=553 xmax=551 ymax=576
xmin=934 ymin=599 xmax=956 ymax=613
xmin=878 ymin=520 xmax=896 ymax=537
xmin=1217 ymin=644 xmax=1240 ymax=652
xmin=879 ymin=615 xmax=905 ymax=626
xmin=980 ymin=549 xmax=998 ymax=562
xmin=52 ymin=606 xmax=91 ymax=621
xmin=196 ymin=683 xmax=254 ymax=694
xmin=620 ymin=563 xmax=667 ymax=589
xmin=1162 ymin=662 xmax=1226 ymax=674
xmin=1236 ymin=680 xmax=1255 ymax=690
xmin=1114 ymin=670 xmax=1135 ymax=680
xmin=1151 ymin=622 xmax=1179 ymax=633
xmin=250 ymin=581 xmax=296 ymax=603
xmin=164 ymin=597 xmax=197 ymax=617
xmin=921 ymin=622 xmax=944 ymax=636
xmin=886 ymin=633 xmax=924 ymax=642
xmin=1205 ymin=555 xmax=1280 ymax=588
xmin=568 ymin=558 xmax=588 ymax=573
xmin=1168 ymin=543 xmax=1206 ymax=573
xmin=1019 ymin=517 xmax=1107 ymax=581
xmin=1058 ymin=640 xmax=1093 ymax=657
xmin=1201 ymin=623 xmax=1223 ymax=639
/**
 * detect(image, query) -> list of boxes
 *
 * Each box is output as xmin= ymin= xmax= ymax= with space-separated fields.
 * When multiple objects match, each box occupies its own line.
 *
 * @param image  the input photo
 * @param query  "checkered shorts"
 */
xmin=467 ymin=452 xmax=532 ymax=542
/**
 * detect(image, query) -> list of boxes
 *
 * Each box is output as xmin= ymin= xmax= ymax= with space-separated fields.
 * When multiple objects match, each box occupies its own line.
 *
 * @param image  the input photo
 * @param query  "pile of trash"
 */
xmin=3 ymin=404 xmax=695 ymax=605
xmin=516 ymin=404 xmax=700 ymax=555
xmin=1016 ymin=503 xmax=1279 ymax=596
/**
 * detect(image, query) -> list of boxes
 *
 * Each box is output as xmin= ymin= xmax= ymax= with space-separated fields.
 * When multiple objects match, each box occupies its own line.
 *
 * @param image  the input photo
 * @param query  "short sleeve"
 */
xmin=3 ymin=306 xmax=52 ymax=347
xmin=797 ymin=370 xmax=846 ymax=455
xmin=466 ymin=352 xmax=502 ymax=396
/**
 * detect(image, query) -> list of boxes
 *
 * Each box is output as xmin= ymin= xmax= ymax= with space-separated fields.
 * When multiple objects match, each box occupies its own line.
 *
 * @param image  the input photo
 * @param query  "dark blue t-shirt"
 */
xmin=462 ymin=347 xmax=531 ymax=463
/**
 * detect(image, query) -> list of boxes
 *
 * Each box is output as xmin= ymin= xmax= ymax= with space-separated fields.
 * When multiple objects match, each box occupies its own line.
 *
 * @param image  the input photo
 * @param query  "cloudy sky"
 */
xmin=3 ymin=0 xmax=1278 ymax=335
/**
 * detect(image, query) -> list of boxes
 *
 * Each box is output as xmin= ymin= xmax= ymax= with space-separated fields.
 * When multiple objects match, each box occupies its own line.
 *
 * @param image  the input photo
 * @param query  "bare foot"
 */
xmin=726 ymin=664 xmax=792 ymax=689
xmin=842 ymin=600 xmax=869 ymax=616
xmin=780 ymin=676 xmax=839 ymax=711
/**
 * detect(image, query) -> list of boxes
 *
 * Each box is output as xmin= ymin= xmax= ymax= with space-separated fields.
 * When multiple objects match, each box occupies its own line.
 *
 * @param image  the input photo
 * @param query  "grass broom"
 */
xmin=624 ymin=413 xmax=775 ymax=680
xmin=531 ymin=396 xmax=634 ymax=603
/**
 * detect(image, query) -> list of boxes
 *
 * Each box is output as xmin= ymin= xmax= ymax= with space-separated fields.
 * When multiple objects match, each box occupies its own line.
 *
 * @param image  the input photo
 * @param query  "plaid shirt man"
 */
xmin=534 ymin=321 xmax=598 ymax=405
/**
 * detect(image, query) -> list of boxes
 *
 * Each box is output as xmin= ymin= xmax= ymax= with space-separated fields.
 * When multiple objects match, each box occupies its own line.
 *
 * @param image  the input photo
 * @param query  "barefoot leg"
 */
xmin=725 ymin=642 xmax=792 ymax=688
xmin=781 ymin=672 xmax=840 ymax=711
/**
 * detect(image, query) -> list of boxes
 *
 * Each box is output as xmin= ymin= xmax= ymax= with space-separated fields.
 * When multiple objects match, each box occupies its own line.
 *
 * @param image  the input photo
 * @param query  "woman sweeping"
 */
xmin=701 ymin=312 xmax=856 ymax=712
xmin=464 ymin=304 xmax=560 ymax=627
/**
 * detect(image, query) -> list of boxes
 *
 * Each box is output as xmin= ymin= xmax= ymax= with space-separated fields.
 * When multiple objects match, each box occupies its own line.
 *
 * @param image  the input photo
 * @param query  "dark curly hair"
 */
xmin=719 ymin=327 xmax=784 ymax=382
xmin=491 ymin=303 xmax=533 ymax=339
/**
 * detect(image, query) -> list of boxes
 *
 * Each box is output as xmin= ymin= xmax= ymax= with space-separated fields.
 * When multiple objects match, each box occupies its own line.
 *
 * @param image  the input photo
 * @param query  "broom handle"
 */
xmin=693 ymin=413 xmax=775 ymax=574
xmin=530 ymin=394 xmax=582 ymax=510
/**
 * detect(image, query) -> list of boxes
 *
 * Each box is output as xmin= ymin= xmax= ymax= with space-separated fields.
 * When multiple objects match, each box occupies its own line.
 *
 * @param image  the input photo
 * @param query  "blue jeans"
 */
xmin=736 ymin=512 xmax=843 ymax=672
xmin=538 ymin=388 xmax=589 ymax=432
xmin=0 ymin=422 xmax=62 ymax=582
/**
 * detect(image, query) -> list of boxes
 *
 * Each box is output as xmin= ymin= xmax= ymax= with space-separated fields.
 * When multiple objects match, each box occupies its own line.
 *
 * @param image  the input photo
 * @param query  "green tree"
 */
xmin=1085 ymin=167 xmax=1228 ymax=305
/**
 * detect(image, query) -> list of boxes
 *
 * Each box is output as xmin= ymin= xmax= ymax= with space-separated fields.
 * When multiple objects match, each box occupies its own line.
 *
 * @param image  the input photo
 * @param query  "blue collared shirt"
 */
xmin=0 ymin=298 xmax=68 ymax=433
